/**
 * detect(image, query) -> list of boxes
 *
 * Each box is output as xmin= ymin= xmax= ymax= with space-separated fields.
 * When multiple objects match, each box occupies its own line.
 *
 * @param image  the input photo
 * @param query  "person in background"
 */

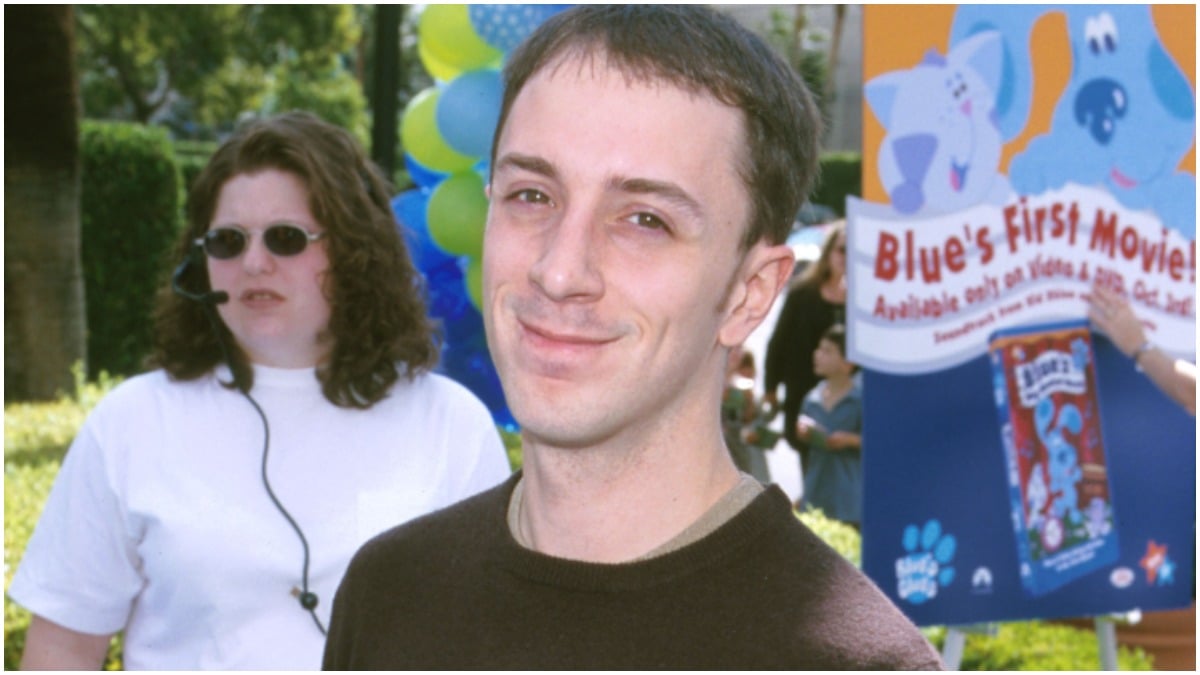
xmin=722 ymin=347 xmax=773 ymax=484
xmin=796 ymin=323 xmax=863 ymax=531
xmin=764 ymin=220 xmax=847 ymax=475
xmin=9 ymin=112 xmax=511 ymax=670
xmin=1088 ymin=284 xmax=1195 ymax=415
xmin=324 ymin=6 xmax=942 ymax=669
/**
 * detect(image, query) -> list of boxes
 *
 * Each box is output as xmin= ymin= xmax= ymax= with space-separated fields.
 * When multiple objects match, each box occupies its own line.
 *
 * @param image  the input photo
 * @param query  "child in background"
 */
xmin=797 ymin=324 xmax=863 ymax=530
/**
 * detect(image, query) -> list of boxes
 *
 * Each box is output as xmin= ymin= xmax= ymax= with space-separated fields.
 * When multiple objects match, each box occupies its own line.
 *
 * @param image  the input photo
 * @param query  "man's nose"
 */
xmin=528 ymin=212 xmax=603 ymax=302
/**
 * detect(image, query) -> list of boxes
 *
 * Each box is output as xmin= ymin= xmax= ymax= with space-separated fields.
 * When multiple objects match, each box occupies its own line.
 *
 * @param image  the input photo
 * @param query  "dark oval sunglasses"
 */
xmin=196 ymin=224 xmax=325 ymax=260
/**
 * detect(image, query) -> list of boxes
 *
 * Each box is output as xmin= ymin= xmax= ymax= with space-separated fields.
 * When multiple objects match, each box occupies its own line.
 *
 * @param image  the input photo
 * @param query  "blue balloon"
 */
xmin=393 ymin=188 xmax=450 ymax=271
xmin=468 ymin=4 xmax=572 ymax=52
xmin=436 ymin=69 xmax=503 ymax=158
xmin=438 ymin=307 xmax=516 ymax=429
xmin=391 ymin=189 xmax=515 ymax=428
xmin=393 ymin=189 xmax=467 ymax=320
xmin=404 ymin=154 xmax=450 ymax=189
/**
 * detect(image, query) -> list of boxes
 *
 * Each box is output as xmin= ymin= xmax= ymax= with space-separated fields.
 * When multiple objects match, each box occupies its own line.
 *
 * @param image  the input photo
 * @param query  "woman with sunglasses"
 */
xmin=763 ymin=220 xmax=848 ymax=483
xmin=10 ymin=112 xmax=512 ymax=669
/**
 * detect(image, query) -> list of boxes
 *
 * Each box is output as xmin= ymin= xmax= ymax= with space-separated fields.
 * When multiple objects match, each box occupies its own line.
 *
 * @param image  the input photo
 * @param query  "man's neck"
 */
xmin=516 ymin=425 xmax=741 ymax=564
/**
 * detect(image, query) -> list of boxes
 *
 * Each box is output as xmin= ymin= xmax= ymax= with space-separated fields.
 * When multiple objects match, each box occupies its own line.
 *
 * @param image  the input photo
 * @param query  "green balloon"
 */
xmin=401 ymin=87 xmax=476 ymax=172
xmin=427 ymin=171 xmax=488 ymax=258
xmin=465 ymin=257 xmax=484 ymax=311
xmin=419 ymin=5 xmax=501 ymax=72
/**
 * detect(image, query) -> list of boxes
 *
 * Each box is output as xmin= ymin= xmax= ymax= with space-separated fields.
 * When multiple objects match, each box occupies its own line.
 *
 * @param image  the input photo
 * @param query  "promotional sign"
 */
xmin=853 ymin=5 xmax=1195 ymax=626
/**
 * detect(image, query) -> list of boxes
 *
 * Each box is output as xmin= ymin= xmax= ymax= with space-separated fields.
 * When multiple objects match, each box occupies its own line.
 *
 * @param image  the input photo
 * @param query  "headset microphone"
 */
xmin=172 ymin=246 xmax=229 ymax=305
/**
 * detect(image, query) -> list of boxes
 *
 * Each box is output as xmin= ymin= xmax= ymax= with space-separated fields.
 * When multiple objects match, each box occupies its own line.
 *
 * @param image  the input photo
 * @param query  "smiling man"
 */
xmin=325 ymin=6 xmax=942 ymax=669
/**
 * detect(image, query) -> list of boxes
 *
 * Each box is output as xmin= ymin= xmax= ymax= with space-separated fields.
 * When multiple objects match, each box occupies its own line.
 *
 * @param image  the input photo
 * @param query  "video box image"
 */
xmin=988 ymin=319 xmax=1118 ymax=597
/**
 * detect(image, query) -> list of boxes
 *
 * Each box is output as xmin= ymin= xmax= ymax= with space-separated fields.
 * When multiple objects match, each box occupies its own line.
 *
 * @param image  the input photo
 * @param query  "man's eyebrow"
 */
xmin=494 ymin=152 xmax=558 ymax=180
xmin=611 ymin=176 xmax=705 ymax=220
xmin=494 ymin=153 xmax=705 ymax=220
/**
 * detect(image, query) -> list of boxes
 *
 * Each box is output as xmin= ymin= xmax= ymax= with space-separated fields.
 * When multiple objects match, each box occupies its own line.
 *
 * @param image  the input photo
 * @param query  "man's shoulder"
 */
xmin=748 ymin=497 xmax=943 ymax=668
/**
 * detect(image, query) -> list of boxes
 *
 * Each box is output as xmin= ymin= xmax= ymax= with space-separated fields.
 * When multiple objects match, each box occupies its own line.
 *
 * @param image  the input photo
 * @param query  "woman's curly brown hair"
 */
xmin=147 ymin=111 xmax=439 ymax=408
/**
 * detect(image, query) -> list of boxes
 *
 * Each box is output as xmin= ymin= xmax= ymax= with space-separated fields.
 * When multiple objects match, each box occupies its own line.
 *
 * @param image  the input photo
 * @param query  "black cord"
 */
xmin=201 ymin=305 xmax=327 ymax=636
xmin=247 ymin=389 xmax=327 ymax=636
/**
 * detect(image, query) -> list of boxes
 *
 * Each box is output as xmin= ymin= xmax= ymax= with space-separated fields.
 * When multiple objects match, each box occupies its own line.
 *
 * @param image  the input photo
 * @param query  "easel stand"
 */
xmin=1095 ymin=610 xmax=1143 ymax=670
xmin=939 ymin=623 xmax=997 ymax=670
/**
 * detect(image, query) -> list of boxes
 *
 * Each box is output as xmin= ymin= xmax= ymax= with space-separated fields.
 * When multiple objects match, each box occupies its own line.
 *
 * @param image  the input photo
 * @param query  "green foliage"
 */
xmin=499 ymin=427 xmax=523 ymax=472
xmin=76 ymin=5 xmax=361 ymax=132
xmin=80 ymin=121 xmax=182 ymax=379
xmin=76 ymin=5 xmax=245 ymax=123
xmin=763 ymin=7 xmax=831 ymax=127
xmin=923 ymin=621 xmax=1153 ymax=670
xmin=811 ymin=151 xmax=862 ymax=217
xmin=241 ymin=4 xmax=360 ymax=70
xmin=4 ymin=367 xmax=123 ymax=669
xmin=267 ymin=58 xmax=370 ymax=147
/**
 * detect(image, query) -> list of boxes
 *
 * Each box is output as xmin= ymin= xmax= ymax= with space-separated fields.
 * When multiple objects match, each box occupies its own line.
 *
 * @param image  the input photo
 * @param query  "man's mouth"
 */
xmin=521 ymin=321 xmax=616 ymax=348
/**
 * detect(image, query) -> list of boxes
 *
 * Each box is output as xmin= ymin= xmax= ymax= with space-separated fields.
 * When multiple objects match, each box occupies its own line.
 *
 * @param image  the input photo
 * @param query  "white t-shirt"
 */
xmin=8 ymin=365 xmax=512 ymax=669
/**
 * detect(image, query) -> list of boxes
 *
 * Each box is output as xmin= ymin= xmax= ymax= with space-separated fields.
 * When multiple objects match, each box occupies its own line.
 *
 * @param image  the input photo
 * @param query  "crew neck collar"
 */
xmin=213 ymin=363 xmax=318 ymax=388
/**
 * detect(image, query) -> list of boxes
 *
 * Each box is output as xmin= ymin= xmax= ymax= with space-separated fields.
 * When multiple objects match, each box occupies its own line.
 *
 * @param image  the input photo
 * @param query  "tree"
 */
xmin=75 ymin=5 xmax=243 ymax=124
xmin=5 ymin=5 xmax=86 ymax=401
xmin=764 ymin=6 xmax=832 ymax=132
xmin=827 ymin=5 xmax=847 ymax=104
xmin=76 ymin=5 xmax=362 ymax=135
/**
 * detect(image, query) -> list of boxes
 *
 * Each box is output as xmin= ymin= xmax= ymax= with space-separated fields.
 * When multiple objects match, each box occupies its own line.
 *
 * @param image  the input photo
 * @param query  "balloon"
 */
xmin=419 ymin=5 xmax=502 ymax=72
xmin=418 ymin=41 xmax=464 ymax=83
xmin=436 ymin=69 xmax=503 ymax=158
xmin=393 ymin=188 xmax=448 ymax=270
xmin=427 ymin=171 xmax=488 ymax=258
xmin=400 ymin=88 xmax=477 ymax=173
xmin=438 ymin=308 xmax=515 ymax=429
xmin=464 ymin=257 xmax=485 ymax=311
xmin=403 ymin=154 xmax=449 ymax=190
xmin=468 ymin=5 xmax=573 ymax=52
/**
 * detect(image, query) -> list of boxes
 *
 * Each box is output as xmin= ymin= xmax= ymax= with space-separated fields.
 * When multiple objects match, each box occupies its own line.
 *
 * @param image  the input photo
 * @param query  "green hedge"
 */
xmin=811 ymin=151 xmax=862 ymax=218
xmin=172 ymin=139 xmax=217 ymax=198
xmin=4 ymin=373 xmax=1152 ymax=670
xmin=924 ymin=621 xmax=1153 ymax=670
xmin=80 ymin=121 xmax=183 ymax=379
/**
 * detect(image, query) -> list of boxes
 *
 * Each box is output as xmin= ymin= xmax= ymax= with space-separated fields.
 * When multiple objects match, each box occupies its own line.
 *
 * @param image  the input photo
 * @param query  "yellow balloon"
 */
xmin=418 ymin=41 xmax=463 ymax=83
xmin=400 ymin=88 xmax=476 ymax=173
xmin=419 ymin=5 xmax=502 ymax=72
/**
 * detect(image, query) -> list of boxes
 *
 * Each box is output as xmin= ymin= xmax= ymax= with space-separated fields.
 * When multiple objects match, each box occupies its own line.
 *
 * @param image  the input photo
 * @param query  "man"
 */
xmin=325 ymin=6 xmax=943 ymax=669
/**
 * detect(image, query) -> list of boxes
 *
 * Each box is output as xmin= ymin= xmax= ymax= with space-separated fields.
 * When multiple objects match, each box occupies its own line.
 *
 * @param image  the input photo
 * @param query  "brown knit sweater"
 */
xmin=324 ymin=473 xmax=944 ymax=670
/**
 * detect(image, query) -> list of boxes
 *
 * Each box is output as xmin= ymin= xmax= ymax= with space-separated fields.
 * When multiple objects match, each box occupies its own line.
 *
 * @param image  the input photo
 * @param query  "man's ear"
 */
xmin=718 ymin=242 xmax=794 ymax=348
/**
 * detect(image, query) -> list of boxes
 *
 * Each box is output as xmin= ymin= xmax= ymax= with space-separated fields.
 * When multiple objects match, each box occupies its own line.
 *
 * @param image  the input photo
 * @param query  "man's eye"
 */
xmin=509 ymin=189 xmax=551 ymax=205
xmin=627 ymin=212 xmax=669 ymax=230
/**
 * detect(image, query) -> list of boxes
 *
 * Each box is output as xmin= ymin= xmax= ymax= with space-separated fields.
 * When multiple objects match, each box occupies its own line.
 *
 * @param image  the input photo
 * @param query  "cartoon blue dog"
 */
xmin=1035 ymin=397 xmax=1084 ymax=526
xmin=952 ymin=5 xmax=1196 ymax=239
